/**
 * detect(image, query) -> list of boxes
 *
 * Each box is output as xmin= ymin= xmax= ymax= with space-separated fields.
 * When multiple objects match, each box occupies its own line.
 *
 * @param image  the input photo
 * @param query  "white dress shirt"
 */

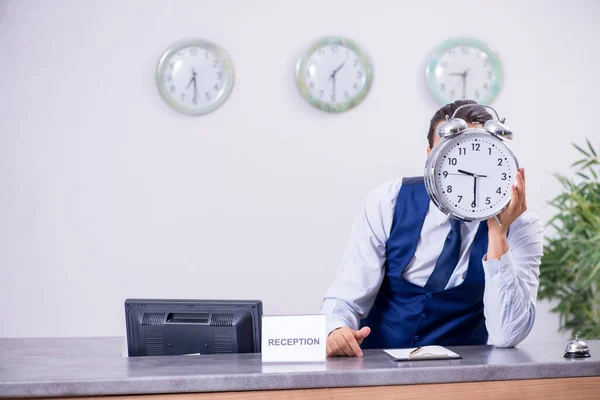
xmin=320 ymin=178 xmax=544 ymax=348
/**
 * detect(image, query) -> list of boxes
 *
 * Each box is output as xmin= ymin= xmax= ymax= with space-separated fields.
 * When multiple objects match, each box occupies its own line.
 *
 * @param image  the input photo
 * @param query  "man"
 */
xmin=321 ymin=100 xmax=543 ymax=357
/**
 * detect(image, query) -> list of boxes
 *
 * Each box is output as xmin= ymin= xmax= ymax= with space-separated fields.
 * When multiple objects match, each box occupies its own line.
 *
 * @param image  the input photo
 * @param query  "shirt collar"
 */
xmin=429 ymin=201 xmax=479 ymax=231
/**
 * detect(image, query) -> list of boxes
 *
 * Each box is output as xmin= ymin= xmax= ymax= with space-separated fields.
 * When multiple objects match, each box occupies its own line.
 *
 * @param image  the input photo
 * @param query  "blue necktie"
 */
xmin=425 ymin=218 xmax=462 ymax=292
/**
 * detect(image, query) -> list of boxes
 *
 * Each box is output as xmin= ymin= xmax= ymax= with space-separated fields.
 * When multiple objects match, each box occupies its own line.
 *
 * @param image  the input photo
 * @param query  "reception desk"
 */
xmin=1 ymin=337 xmax=599 ymax=399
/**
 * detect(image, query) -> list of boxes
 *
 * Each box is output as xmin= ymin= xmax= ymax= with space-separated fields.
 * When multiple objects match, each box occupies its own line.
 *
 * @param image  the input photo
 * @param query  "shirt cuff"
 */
xmin=326 ymin=320 xmax=353 ymax=337
xmin=482 ymin=251 xmax=516 ymax=285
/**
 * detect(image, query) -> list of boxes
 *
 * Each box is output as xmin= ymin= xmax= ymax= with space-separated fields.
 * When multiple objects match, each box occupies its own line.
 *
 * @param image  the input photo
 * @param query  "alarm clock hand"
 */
xmin=457 ymin=169 xmax=487 ymax=178
xmin=457 ymin=169 xmax=475 ymax=177
xmin=473 ymin=176 xmax=477 ymax=208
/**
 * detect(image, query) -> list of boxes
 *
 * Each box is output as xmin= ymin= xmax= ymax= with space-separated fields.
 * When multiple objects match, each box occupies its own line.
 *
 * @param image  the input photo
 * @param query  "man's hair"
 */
xmin=427 ymin=100 xmax=493 ymax=148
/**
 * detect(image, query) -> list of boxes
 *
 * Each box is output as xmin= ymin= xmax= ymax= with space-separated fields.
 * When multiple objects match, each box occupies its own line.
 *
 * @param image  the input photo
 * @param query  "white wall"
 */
xmin=1 ymin=0 xmax=598 ymax=344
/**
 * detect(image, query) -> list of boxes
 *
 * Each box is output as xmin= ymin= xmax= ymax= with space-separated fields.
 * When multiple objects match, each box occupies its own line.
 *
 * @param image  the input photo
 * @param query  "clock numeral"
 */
xmin=212 ymin=59 xmax=219 ymax=68
xmin=344 ymin=91 xmax=350 ymax=100
xmin=192 ymin=97 xmax=198 ymax=105
xmin=356 ymin=71 xmax=363 ymax=79
xmin=180 ymin=93 xmax=185 ymax=101
xmin=486 ymin=197 xmax=491 ymax=205
xmin=353 ymin=82 xmax=359 ymax=89
xmin=214 ymin=83 xmax=220 ymax=91
xmin=496 ymin=187 xmax=502 ymax=194
xmin=319 ymin=89 xmax=324 ymax=98
xmin=459 ymin=147 xmax=466 ymax=155
xmin=497 ymin=158 xmax=503 ymax=166
xmin=353 ymin=58 xmax=360 ymax=67
xmin=471 ymin=143 xmax=480 ymax=151
xmin=448 ymin=157 xmax=458 ymax=166
xmin=440 ymin=60 xmax=448 ymax=68
xmin=205 ymin=92 xmax=211 ymax=100
xmin=475 ymin=90 xmax=480 ymax=100
xmin=471 ymin=201 xmax=476 ymax=208
xmin=217 ymin=71 xmax=222 ymax=80
xmin=318 ymin=48 xmax=325 ymax=55
xmin=448 ymin=50 xmax=456 ymax=57
xmin=170 ymin=85 xmax=176 ymax=94
xmin=447 ymin=185 xmax=453 ymax=193
xmin=443 ymin=171 xmax=448 ymax=178
xmin=167 ymin=74 xmax=172 ymax=82
xmin=483 ymin=59 xmax=489 ymax=67
xmin=440 ymin=83 xmax=446 ymax=91
xmin=177 ymin=51 xmax=184 ymax=58
xmin=483 ymin=82 xmax=489 ymax=89
xmin=308 ymin=81 xmax=315 ymax=89
xmin=331 ymin=94 xmax=336 ymax=103
xmin=331 ymin=46 xmax=339 ymax=53
xmin=169 ymin=62 xmax=175 ymax=70
xmin=205 ymin=51 xmax=209 ymax=60
xmin=488 ymin=147 xmax=492 ymax=155
xmin=502 ymin=173 xmax=507 ymax=180
xmin=461 ymin=46 xmax=469 ymax=54
xmin=487 ymin=71 xmax=493 ymax=79
xmin=458 ymin=195 xmax=463 ymax=203
xmin=190 ymin=48 xmax=199 ymax=56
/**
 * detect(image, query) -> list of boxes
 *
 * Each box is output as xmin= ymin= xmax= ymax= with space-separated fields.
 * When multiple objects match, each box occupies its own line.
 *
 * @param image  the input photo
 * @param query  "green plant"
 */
xmin=539 ymin=139 xmax=600 ymax=339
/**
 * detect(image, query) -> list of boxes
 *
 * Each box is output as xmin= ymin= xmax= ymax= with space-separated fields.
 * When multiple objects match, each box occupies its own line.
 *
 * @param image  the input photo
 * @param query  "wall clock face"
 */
xmin=296 ymin=36 xmax=373 ymax=113
xmin=156 ymin=39 xmax=234 ymax=115
xmin=425 ymin=37 xmax=503 ymax=105
xmin=425 ymin=130 xmax=518 ymax=221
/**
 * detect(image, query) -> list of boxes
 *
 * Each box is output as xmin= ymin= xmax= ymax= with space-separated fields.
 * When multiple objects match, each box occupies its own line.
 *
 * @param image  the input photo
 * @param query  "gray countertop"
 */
xmin=1 ymin=337 xmax=599 ymax=398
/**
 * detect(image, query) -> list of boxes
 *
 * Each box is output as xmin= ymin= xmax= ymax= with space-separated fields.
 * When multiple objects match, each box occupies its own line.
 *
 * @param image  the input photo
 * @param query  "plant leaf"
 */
xmin=587 ymin=138 xmax=598 ymax=157
xmin=574 ymin=143 xmax=591 ymax=157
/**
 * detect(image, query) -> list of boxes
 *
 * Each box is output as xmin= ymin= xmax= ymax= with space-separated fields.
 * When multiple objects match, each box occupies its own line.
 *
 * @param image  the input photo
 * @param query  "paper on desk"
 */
xmin=383 ymin=345 xmax=461 ymax=361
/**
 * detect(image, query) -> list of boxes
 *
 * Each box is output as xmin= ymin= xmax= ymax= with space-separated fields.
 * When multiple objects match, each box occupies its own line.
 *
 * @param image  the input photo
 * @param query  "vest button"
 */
xmin=414 ymin=335 xmax=420 ymax=341
xmin=421 ymin=313 xmax=428 ymax=319
xmin=426 ymin=293 xmax=432 ymax=299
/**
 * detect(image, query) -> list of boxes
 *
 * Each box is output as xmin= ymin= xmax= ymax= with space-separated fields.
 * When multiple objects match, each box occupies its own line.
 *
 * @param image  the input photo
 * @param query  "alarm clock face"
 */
xmin=426 ymin=130 xmax=518 ymax=221
xmin=296 ymin=36 xmax=373 ymax=113
xmin=425 ymin=37 xmax=503 ymax=106
xmin=156 ymin=39 xmax=234 ymax=115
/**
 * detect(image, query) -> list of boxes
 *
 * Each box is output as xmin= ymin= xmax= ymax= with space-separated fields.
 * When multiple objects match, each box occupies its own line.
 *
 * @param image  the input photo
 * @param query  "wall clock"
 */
xmin=156 ymin=39 xmax=234 ymax=115
xmin=425 ymin=37 xmax=503 ymax=105
xmin=295 ymin=36 xmax=373 ymax=113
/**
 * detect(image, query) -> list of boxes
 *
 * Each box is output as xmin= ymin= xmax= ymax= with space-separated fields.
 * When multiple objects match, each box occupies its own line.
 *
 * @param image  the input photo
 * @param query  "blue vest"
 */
xmin=360 ymin=177 xmax=489 ymax=349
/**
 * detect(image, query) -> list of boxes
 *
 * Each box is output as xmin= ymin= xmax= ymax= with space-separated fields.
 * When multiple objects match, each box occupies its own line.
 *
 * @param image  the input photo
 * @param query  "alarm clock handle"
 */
xmin=449 ymin=104 xmax=501 ymax=121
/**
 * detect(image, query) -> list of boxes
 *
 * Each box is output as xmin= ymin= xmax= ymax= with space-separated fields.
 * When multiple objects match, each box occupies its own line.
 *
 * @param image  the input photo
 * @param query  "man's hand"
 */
xmin=326 ymin=326 xmax=371 ymax=357
xmin=487 ymin=167 xmax=527 ymax=260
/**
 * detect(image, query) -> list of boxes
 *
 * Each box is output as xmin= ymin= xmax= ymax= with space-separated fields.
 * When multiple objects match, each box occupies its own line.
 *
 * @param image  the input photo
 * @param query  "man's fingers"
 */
xmin=355 ymin=326 xmax=371 ymax=345
xmin=341 ymin=330 xmax=363 ymax=357
xmin=510 ymin=179 xmax=519 ymax=209
xmin=518 ymin=168 xmax=527 ymax=210
xmin=330 ymin=337 xmax=345 ymax=356
xmin=326 ymin=342 xmax=333 ymax=357
xmin=333 ymin=334 xmax=356 ymax=357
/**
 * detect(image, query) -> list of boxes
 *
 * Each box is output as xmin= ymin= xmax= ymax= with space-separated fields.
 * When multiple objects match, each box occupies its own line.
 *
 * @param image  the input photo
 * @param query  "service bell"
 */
xmin=564 ymin=335 xmax=591 ymax=358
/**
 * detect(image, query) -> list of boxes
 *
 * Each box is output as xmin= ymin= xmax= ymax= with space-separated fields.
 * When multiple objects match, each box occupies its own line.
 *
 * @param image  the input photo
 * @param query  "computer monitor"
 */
xmin=125 ymin=299 xmax=262 ymax=357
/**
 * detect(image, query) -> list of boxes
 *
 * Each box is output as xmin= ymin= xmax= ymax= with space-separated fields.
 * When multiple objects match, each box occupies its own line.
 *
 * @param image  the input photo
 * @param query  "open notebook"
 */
xmin=383 ymin=345 xmax=461 ymax=361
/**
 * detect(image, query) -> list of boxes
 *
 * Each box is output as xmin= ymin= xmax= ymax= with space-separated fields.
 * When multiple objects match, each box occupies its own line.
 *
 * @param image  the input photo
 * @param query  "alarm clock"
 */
xmin=424 ymin=104 xmax=518 ymax=223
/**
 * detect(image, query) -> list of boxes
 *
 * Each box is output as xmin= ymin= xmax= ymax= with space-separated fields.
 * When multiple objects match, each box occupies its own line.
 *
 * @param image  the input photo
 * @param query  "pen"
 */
xmin=409 ymin=346 xmax=422 ymax=356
